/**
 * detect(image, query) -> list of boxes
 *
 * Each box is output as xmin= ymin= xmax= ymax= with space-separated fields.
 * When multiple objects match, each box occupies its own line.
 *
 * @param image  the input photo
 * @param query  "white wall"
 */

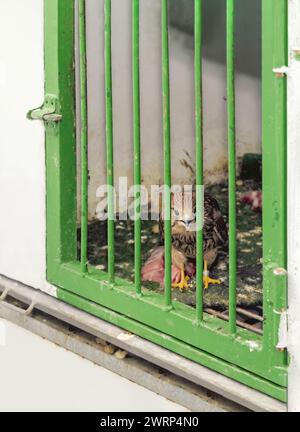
xmin=0 ymin=318 xmax=187 ymax=412
xmin=0 ymin=0 xmax=46 ymax=290
xmin=83 ymin=0 xmax=261 ymax=218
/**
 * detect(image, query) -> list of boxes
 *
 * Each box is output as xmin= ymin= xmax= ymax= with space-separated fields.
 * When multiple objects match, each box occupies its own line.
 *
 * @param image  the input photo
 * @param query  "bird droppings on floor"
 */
xmin=78 ymin=180 xmax=262 ymax=310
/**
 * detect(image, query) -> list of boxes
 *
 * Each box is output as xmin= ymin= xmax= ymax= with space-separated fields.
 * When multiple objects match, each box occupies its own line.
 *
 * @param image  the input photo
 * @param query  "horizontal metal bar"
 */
xmin=205 ymin=309 xmax=263 ymax=336
xmin=236 ymin=308 xmax=264 ymax=323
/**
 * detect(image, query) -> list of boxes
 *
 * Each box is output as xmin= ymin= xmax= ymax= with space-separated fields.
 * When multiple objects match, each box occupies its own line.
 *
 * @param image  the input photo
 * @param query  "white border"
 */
xmin=288 ymin=0 xmax=300 ymax=413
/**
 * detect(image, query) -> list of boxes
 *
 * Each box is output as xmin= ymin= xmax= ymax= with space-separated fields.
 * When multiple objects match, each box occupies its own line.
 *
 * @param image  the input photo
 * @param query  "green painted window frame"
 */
xmin=45 ymin=0 xmax=287 ymax=402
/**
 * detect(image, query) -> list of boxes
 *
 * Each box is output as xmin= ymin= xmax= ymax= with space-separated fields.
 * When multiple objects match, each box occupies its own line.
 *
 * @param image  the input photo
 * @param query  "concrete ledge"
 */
xmin=0 ymin=274 xmax=286 ymax=412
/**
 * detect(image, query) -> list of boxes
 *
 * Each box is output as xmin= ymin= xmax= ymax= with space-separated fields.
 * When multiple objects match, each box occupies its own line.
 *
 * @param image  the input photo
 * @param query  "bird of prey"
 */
xmin=160 ymin=190 xmax=228 ymax=290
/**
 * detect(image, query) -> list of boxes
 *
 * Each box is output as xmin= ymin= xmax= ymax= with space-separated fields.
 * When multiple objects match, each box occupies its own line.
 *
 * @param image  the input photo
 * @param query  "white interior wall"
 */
xmin=0 ymin=318 xmax=186 ymax=412
xmin=84 ymin=0 xmax=261 ymax=218
xmin=0 ymin=0 xmax=46 ymax=290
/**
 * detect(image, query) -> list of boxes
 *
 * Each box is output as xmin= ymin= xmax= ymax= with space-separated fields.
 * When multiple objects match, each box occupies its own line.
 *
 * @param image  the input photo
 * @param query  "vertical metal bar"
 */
xmin=79 ymin=0 xmax=88 ymax=274
xmin=227 ymin=0 xmax=237 ymax=334
xmin=195 ymin=0 xmax=204 ymax=322
xmin=162 ymin=0 xmax=172 ymax=307
xmin=104 ymin=0 xmax=115 ymax=282
xmin=132 ymin=0 xmax=142 ymax=295
xmin=262 ymin=0 xmax=288 ymax=374
xmin=45 ymin=0 xmax=77 ymax=281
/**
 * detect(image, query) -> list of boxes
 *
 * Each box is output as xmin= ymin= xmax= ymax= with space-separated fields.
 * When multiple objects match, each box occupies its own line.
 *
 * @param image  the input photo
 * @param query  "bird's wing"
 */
xmin=204 ymin=194 xmax=228 ymax=248
xmin=213 ymin=206 xmax=228 ymax=245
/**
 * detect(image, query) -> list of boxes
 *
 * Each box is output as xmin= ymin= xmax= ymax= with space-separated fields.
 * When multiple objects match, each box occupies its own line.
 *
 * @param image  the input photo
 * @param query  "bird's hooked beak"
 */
xmin=181 ymin=217 xmax=196 ymax=231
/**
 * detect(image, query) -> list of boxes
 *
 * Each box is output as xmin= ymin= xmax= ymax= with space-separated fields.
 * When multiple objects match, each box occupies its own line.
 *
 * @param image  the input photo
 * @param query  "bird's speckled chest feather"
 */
xmin=160 ymin=193 xmax=228 ymax=262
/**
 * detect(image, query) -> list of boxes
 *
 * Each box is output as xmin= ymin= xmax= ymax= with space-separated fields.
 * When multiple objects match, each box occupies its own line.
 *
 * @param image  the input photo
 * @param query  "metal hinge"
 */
xmin=275 ymin=309 xmax=288 ymax=352
xmin=272 ymin=66 xmax=289 ymax=78
xmin=27 ymin=94 xmax=62 ymax=123
xmin=273 ymin=268 xmax=288 ymax=352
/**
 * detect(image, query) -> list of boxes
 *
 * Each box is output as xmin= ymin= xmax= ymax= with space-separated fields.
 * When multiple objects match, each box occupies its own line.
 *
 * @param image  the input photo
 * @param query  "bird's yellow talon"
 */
xmin=203 ymin=275 xmax=221 ymax=289
xmin=203 ymin=259 xmax=221 ymax=289
xmin=172 ymin=269 xmax=190 ymax=291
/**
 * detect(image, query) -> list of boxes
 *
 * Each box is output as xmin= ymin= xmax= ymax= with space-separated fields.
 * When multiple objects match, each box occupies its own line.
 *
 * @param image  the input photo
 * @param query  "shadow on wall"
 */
xmin=170 ymin=0 xmax=261 ymax=77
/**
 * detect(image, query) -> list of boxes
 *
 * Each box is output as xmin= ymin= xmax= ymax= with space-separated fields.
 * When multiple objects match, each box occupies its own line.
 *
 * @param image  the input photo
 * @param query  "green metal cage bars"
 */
xmin=78 ymin=0 xmax=238 ymax=330
xmin=45 ymin=0 xmax=288 ymax=402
